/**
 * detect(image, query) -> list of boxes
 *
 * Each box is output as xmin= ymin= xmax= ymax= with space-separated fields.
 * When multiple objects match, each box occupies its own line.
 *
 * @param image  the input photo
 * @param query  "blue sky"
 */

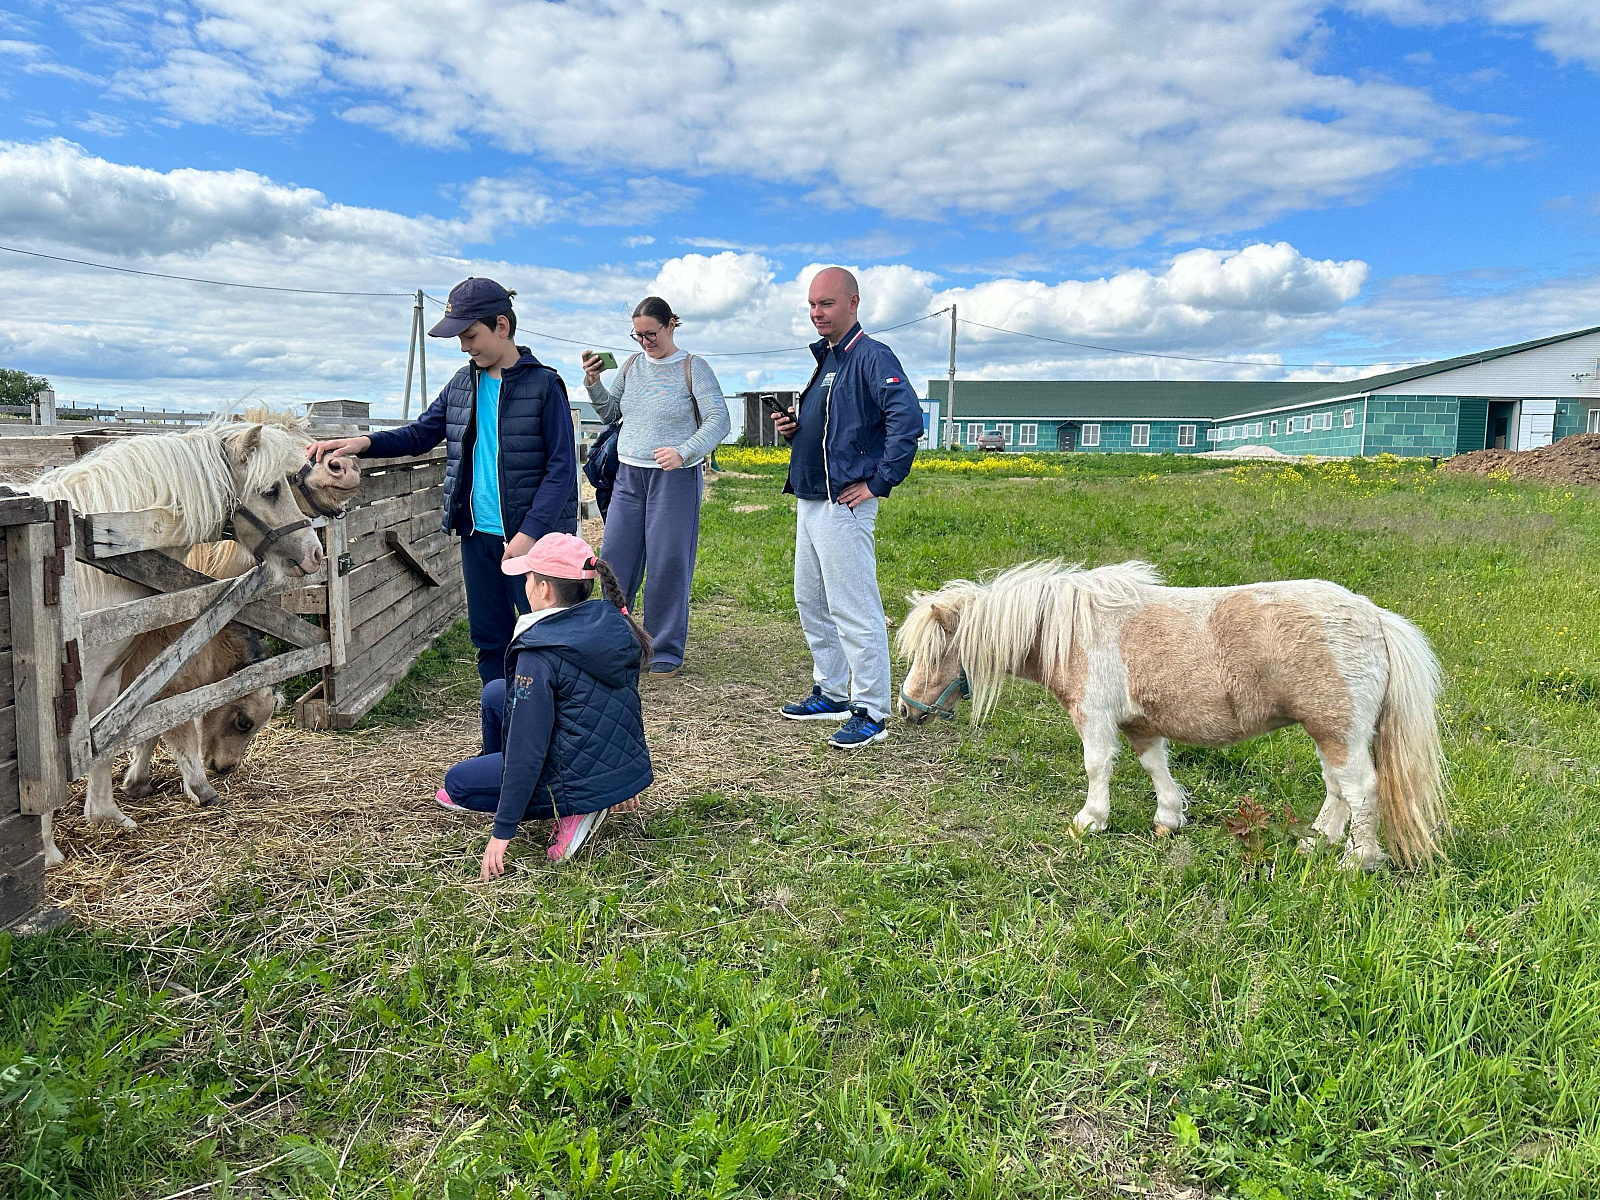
xmin=1 ymin=0 xmax=1597 ymax=416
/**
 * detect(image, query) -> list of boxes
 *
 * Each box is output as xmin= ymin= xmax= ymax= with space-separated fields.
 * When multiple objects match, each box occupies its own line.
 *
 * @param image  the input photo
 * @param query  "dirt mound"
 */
xmin=1440 ymin=433 xmax=1600 ymax=485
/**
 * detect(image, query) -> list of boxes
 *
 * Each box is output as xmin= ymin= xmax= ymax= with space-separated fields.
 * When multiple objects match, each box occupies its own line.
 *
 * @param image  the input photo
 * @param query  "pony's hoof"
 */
xmin=44 ymin=845 xmax=65 ymax=869
xmin=1338 ymin=847 xmax=1388 ymax=872
xmin=1154 ymin=823 xmax=1176 ymax=838
xmin=1071 ymin=815 xmax=1106 ymax=836
xmin=190 ymin=787 xmax=221 ymax=808
xmin=86 ymin=810 xmax=137 ymax=832
xmin=122 ymin=778 xmax=154 ymax=799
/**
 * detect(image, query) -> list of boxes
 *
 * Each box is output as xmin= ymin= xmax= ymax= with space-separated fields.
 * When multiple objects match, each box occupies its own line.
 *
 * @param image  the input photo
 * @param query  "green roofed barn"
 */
xmin=929 ymin=324 xmax=1600 ymax=457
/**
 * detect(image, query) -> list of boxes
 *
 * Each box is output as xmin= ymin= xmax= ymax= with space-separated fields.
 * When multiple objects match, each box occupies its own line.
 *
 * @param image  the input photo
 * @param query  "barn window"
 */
xmin=1318 ymin=412 xmax=1333 ymax=431
xmin=999 ymin=423 xmax=1014 ymax=445
xmin=1019 ymin=423 xmax=1038 ymax=446
xmin=966 ymin=423 xmax=982 ymax=444
xmin=1588 ymin=408 xmax=1600 ymax=434
xmin=1344 ymin=408 xmax=1355 ymax=429
xmin=1205 ymin=428 xmax=1217 ymax=442
xmin=1251 ymin=423 xmax=1264 ymax=438
xmin=1269 ymin=420 xmax=1279 ymax=437
xmin=1131 ymin=424 xmax=1150 ymax=447
xmin=1178 ymin=424 xmax=1196 ymax=447
xmin=1081 ymin=423 xmax=1101 ymax=447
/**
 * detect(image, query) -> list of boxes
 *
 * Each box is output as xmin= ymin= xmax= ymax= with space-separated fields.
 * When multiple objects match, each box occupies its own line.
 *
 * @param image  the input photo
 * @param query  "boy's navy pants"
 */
xmin=460 ymin=531 xmax=531 ymax=684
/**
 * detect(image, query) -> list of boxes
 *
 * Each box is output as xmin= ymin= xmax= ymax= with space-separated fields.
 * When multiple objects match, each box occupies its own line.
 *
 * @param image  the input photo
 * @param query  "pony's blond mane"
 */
xmin=29 ymin=419 xmax=309 ymax=545
xmin=899 ymin=560 xmax=1164 ymax=723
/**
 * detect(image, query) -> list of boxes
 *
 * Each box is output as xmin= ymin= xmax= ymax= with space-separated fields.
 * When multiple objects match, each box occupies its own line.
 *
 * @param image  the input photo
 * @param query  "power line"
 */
xmin=0 ymin=243 xmax=417 ymax=298
xmin=956 ymin=317 xmax=1431 ymax=371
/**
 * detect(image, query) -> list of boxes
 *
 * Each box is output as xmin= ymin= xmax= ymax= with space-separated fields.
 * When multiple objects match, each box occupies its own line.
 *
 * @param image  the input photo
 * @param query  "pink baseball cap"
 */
xmin=501 ymin=532 xmax=598 ymax=579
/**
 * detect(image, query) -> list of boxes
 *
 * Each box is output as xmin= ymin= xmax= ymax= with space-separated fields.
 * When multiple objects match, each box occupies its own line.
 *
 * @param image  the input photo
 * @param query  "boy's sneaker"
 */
xmin=781 ymin=686 xmax=852 ymax=721
xmin=828 ymin=709 xmax=889 ymax=750
xmin=548 ymin=808 xmax=610 ymax=863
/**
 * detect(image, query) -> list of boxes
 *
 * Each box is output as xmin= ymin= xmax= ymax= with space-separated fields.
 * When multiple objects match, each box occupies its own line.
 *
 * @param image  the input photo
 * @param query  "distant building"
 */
xmin=930 ymin=324 xmax=1600 ymax=456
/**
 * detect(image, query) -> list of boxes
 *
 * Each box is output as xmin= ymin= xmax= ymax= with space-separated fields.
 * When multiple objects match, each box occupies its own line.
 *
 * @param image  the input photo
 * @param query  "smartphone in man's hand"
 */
xmin=761 ymin=394 xmax=795 ymax=424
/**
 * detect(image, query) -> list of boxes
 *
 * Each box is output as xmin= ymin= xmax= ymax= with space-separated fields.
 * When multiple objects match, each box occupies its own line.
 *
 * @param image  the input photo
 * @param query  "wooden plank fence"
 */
xmin=0 ymin=436 xmax=470 ymax=928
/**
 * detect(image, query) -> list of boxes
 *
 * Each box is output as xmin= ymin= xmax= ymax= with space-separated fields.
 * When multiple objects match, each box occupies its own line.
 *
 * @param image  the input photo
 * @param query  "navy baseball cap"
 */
xmin=429 ymin=277 xmax=516 ymax=337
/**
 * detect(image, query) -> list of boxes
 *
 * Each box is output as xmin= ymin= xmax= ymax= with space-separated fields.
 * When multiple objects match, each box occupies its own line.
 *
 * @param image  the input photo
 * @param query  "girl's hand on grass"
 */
xmin=481 ymin=837 xmax=511 ymax=881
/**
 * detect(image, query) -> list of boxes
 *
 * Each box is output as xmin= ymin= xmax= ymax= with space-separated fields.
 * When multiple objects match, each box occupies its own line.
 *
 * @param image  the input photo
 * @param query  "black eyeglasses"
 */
xmin=630 ymin=329 xmax=663 ymax=345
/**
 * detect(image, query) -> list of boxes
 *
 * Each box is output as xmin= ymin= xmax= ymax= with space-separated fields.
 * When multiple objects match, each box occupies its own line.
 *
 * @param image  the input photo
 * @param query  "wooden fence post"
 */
xmin=8 ymin=500 xmax=82 ymax=815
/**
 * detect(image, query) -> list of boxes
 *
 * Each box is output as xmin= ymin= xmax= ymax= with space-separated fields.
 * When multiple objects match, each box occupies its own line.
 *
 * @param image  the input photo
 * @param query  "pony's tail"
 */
xmin=594 ymin=559 xmax=653 ymax=664
xmin=1373 ymin=607 xmax=1446 ymax=868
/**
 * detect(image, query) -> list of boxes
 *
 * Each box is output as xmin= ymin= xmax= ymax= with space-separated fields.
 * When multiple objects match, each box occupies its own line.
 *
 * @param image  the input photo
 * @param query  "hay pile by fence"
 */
xmin=1440 ymin=432 xmax=1600 ymax=485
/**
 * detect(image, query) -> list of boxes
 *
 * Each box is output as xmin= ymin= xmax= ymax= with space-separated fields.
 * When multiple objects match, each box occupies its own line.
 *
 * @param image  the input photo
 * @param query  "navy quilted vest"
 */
xmin=440 ymin=348 xmax=578 ymax=536
xmin=505 ymin=600 xmax=653 ymax=816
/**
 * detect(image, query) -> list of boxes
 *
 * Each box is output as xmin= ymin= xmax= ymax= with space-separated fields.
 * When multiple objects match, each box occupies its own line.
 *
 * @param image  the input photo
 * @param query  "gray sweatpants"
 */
xmin=794 ymin=497 xmax=891 ymax=721
xmin=601 ymin=462 xmax=703 ymax=668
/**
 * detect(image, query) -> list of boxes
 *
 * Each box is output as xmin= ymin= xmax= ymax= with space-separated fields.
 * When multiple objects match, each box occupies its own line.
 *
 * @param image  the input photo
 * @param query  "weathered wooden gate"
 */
xmin=295 ymin=447 xmax=465 ymax=728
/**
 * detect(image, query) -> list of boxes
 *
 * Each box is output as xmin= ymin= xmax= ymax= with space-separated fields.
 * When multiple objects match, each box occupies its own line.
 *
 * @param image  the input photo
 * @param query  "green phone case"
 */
xmin=592 ymin=351 xmax=618 ymax=371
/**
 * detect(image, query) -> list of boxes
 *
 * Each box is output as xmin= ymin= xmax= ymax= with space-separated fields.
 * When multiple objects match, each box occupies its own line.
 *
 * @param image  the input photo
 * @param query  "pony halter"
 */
xmin=899 ymin=669 xmax=971 ymax=721
xmin=291 ymin=459 xmax=348 ymax=518
xmin=226 ymin=503 xmax=312 ymax=562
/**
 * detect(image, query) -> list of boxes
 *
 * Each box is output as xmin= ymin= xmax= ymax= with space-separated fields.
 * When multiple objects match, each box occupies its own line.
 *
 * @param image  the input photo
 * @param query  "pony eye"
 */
xmin=234 ymin=714 xmax=254 ymax=732
xmin=265 ymin=482 xmax=282 ymax=499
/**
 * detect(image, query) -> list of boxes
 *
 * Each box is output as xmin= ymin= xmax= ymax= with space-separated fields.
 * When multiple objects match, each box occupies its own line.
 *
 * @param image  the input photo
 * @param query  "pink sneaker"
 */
xmin=547 ymin=808 xmax=610 ymax=862
xmin=435 ymin=787 xmax=489 ymax=817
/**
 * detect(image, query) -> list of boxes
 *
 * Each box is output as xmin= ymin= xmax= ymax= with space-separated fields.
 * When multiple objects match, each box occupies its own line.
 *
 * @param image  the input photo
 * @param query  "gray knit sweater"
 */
xmin=585 ymin=351 xmax=730 ymax=469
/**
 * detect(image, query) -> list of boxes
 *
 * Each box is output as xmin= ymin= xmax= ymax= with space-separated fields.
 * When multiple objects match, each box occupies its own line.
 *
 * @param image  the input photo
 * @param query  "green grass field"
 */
xmin=7 ymin=450 xmax=1600 ymax=1199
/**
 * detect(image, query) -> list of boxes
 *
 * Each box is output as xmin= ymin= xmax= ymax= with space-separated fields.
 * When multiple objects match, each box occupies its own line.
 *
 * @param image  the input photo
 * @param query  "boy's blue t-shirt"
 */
xmin=471 ymin=372 xmax=504 ymax=536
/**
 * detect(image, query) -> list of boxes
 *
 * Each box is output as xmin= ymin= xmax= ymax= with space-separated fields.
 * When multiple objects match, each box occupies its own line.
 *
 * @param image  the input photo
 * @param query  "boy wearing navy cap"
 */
xmin=310 ymin=278 xmax=578 ymax=683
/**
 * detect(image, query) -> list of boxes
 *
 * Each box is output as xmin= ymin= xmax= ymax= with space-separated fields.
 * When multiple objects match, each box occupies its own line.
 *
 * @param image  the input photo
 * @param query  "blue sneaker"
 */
xmin=828 ymin=709 xmax=889 ymax=750
xmin=781 ymin=686 xmax=853 ymax=722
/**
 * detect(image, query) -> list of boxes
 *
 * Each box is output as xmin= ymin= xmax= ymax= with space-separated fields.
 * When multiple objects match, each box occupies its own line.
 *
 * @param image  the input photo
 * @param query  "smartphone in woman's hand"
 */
xmin=585 ymin=350 xmax=618 ymax=371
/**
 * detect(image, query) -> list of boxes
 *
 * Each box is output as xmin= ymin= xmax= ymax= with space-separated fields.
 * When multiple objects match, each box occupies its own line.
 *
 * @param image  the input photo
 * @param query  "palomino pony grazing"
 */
xmin=24 ymin=419 xmax=350 ymax=866
xmin=897 ymin=562 xmax=1445 ymax=869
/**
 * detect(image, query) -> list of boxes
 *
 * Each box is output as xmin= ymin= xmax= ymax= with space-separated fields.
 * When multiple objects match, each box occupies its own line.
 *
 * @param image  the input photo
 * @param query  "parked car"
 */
xmin=976 ymin=430 xmax=1007 ymax=452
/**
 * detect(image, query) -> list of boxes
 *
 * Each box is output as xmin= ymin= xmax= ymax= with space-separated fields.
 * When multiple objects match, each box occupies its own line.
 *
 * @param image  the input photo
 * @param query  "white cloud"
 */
xmin=0 ymin=140 xmax=685 ymax=263
xmin=90 ymin=0 xmax=1519 ymax=244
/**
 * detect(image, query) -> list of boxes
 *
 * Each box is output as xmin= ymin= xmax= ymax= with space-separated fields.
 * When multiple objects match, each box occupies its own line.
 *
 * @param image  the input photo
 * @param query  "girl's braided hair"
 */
xmin=530 ymin=557 xmax=652 ymax=663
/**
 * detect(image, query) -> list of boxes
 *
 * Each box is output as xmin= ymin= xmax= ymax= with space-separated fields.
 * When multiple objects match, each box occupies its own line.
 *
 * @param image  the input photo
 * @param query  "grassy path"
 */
xmin=6 ymin=452 xmax=1600 ymax=1198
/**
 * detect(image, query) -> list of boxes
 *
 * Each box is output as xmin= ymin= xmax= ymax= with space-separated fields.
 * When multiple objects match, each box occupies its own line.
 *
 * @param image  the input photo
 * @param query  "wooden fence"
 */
xmin=0 ymin=438 xmax=470 ymax=929
xmin=296 ymin=447 xmax=465 ymax=729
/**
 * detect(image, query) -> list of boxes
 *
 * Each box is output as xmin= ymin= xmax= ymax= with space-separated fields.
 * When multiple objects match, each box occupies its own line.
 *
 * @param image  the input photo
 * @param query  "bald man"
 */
xmin=770 ymin=267 xmax=923 ymax=748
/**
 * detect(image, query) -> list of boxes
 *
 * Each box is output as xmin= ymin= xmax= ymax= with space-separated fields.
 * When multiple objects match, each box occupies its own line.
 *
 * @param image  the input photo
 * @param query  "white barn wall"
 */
xmin=1375 ymin=329 xmax=1600 ymax=399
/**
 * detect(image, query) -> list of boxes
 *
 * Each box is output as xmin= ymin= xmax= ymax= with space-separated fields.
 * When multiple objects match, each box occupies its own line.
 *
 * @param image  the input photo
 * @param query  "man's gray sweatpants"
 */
xmin=794 ymin=497 xmax=891 ymax=721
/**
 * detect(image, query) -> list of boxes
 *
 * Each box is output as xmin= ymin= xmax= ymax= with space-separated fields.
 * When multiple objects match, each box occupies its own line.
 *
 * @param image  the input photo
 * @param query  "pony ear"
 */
xmin=930 ymin=602 xmax=961 ymax=633
xmin=225 ymin=423 xmax=263 ymax=461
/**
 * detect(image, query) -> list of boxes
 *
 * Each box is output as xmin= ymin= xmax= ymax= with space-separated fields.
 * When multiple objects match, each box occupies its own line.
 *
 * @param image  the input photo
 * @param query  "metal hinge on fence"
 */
xmin=54 ymin=638 xmax=81 ymax=738
xmin=41 ymin=501 xmax=71 ymax=607
xmin=337 ymin=553 xmax=353 ymax=576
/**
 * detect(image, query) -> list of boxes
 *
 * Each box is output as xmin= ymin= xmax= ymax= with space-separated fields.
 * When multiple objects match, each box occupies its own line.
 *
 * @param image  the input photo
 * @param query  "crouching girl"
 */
xmin=436 ymin=532 xmax=653 ymax=878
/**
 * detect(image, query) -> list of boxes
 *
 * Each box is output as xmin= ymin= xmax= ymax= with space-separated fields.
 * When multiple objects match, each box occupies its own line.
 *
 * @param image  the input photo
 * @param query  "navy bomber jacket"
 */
xmin=782 ymin=323 xmax=923 ymax=501
xmin=491 ymin=601 xmax=653 ymax=840
xmin=362 ymin=346 xmax=578 ymax=539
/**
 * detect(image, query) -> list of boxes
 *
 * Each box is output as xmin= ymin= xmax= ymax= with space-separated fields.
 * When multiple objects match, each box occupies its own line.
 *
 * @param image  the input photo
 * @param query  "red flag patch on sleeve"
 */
xmin=885 ymin=376 xmax=901 ymax=384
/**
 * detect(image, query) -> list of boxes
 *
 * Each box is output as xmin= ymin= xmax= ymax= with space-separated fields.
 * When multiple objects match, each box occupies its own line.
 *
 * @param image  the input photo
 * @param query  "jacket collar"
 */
xmin=472 ymin=346 xmax=541 ymax=383
xmin=809 ymin=322 xmax=865 ymax=363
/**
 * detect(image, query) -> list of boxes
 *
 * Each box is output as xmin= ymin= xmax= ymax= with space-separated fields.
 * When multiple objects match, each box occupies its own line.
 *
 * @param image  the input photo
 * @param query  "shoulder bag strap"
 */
xmin=683 ymin=354 xmax=703 ymax=427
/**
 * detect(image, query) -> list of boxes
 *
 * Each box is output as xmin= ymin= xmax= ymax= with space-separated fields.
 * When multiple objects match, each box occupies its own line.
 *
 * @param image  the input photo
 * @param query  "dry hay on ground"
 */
xmin=1440 ymin=433 xmax=1600 ymax=485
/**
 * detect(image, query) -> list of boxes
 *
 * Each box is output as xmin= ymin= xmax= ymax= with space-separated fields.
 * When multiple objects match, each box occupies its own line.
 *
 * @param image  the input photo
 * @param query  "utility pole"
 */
xmin=418 ymin=294 xmax=427 ymax=416
xmin=401 ymin=288 xmax=422 ymax=420
xmin=946 ymin=303 xmax=959 ymax=448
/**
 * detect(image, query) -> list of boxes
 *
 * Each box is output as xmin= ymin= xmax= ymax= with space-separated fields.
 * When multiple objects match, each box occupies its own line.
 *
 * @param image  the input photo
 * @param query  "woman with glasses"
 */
xmin=582 ymin=296 xmax=730 ymax=676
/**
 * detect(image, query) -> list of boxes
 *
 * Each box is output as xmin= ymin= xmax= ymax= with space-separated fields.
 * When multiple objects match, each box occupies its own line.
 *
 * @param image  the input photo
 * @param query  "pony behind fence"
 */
xmin=21 ymin=418 xmax=339 ymax=866
xmin=897 ymin=561 xmax=1446 ymax=869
